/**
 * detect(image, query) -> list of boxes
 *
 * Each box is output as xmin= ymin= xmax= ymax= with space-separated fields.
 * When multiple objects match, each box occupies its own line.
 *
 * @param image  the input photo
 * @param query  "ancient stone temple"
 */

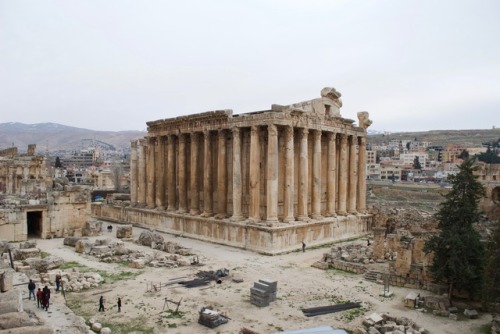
xmin=93 ymin=87 xmax=373 ymax=253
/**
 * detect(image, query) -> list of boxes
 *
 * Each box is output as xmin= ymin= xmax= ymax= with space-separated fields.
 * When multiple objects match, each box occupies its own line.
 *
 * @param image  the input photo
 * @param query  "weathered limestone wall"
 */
xmin=92 ymin=204 xmax=371 ymax=254
xmin=0 ymin=209 xmax=27 ymax=241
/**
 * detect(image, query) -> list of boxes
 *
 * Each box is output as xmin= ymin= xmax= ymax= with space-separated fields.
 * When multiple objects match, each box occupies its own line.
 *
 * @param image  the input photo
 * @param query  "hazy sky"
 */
xmin=1 ymin=0 xmax=499 ymax=132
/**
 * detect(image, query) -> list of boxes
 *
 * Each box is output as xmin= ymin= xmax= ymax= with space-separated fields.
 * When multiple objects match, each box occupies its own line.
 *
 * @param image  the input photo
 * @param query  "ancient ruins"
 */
xmin=0 ymin=145 xmax=92 ymax=241
xmin=93 ymin=87 xmax=373 ymax=253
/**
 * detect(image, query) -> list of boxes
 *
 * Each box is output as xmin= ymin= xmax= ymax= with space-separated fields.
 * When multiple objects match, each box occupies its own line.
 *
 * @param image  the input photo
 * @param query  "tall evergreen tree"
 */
xmin=55 ymin=156 xmax=63 ymax=168
xmin=424 ymin=158 xmax=485 ymax=304
xmin=413 ymin=156 xmax=422 ymax=170
xmin=482 ymin=219 xmax=500 ymax=310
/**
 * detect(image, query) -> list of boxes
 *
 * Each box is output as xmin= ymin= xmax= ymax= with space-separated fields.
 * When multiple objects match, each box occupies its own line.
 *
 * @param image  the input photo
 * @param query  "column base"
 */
xmin=190 ymin=209 xmax=200 ymax=215
xmin=200 ymin=211 xmax=212 ymax=218
xmin=348 ymin=210 xmax=358 ymax=215
xmin=177 ymin=209 xmax=187 ymax=214
xmin=156 ymin=206 xmax=165 ymax=211
xmin=230 ymin=215 xmax=244 ymax=222
xmin=297 ymin=216 xmax=310 ymax=222
xmin=167 ymin=206 xmax=176 ymax=212
xmin=214 ymin=213 xmax=227 ymax=219
xmin=311 ymin=214 xmax=323 ymax=220
xmin=147 ymin=205 xmax=155 ymax=210
xmin=337 ymin=211 xmax=347 ymax=216
xmin=283 ymin=217 xmax=295 ymax=223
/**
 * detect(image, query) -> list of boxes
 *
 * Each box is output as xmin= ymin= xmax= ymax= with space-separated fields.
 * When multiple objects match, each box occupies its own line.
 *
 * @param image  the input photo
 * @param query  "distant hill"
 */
xmin=0 ymin=122 xmax=146 ymax=153
xmin=368 ymin=128 xmax=500 ymax=147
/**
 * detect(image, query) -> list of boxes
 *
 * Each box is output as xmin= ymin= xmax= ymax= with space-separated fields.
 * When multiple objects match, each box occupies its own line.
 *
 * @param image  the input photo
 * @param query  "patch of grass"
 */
xmin=480 ymin=324 xmax=492 ymax=334
xmin=97 ymin=270 xmax=142 ymax=284
xmin=40 ymin=251 xmax=50 ymax=259
xmin=163 ymin=309 xmax=186 ymax=319
xmin=60 ymin=261 xmax=91 ymax=271
xmin=65 ymin=296 xmax=95 ymax=318
xmin=101 ymin=319 xmax=155 ymax=334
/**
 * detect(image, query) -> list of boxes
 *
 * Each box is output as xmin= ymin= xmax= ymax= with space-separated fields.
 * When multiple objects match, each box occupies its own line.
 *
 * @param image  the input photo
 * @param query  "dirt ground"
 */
xmin=13 ymin=223 xmax=493 ymax=334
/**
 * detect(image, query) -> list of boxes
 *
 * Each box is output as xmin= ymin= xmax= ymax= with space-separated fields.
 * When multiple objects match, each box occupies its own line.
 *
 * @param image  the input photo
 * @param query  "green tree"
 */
xmin=413 ymin=156 xmax=422 ymax=170
xmin=477 ymin=147 xmax=500 ymax=164
xmin=424 ymin=158 xmax=485 ymax=304
xmin=457 ymin=149 xmax=469 ymax=160
xmin=55 ymin=156 xmax=63 ymax=168
xmin=482 ymin=219 xmax=500 ymax=310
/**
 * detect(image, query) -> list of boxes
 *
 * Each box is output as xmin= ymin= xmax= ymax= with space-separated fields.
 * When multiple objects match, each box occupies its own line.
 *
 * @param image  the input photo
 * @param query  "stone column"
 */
xmin=231 ymin=127 xmax=243 ymax=221
xmin=178 ymin=134 xmax=187 ymax=213
xmin=249 ymin=126 xmax=260 ymax=221
xmin=190 ymin=133 xmax=200 ymax=215
xmin=348 ymin=135 xmax=357 ymax=214
xmin=167 ymin=135 xmax=176 ymax=211
xmin=357 ymin=136 xmax=367 ymax=213
xmin=146 ymin=137 xmax=156 ymax=209
xmin=326 ymin=132 xmax=336 ymax=216
xmin=266 ymin=124 xmax=279 ymax=222
xmin=138 ymin=139 xmax=147 ymax=207
xmin=337 ymin=134 xmax=348 ymax=215
xmin=215 ymin=130 xmax=227 ymax=219
xmin=297 ymin=128 xmax=309 ymax=220
xmin=156 ymin=136 xmax=166 ymax=209
xmin=130 ymin=140 xmax=138 ymax=206
xmin=283 ymin=126 xmax=295 ymax=222
xmin=201 ymin=130 xmax=213 ymax=217
xmin=311 ymin=130 xmax=322 ymax=219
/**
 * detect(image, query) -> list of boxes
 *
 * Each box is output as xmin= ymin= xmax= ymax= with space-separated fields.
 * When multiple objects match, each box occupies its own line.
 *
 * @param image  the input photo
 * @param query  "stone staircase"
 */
xmin=364 ymin=270 xmax=383 ymax=283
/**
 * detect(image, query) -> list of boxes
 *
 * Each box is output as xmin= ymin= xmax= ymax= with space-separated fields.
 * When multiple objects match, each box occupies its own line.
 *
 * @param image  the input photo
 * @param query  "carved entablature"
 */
xmin=147 ymin=110 xmax=232 ymax=133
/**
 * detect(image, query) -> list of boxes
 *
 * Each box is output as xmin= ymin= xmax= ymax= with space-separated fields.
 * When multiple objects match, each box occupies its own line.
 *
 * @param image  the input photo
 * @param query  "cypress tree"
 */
xmin=424 ymin=158 xmax=485 ymax=304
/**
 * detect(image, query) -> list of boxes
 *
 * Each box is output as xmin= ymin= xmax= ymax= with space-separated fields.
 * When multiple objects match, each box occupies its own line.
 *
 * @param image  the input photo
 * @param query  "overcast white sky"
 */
xmin=1 ymin=0 xmax=499 ymax=132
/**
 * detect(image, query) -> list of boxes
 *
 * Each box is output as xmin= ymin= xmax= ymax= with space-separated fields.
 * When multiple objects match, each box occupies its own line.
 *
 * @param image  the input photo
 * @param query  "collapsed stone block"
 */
xmin=464 ymin=309 xmax=479 ymax=319
xmin=0 ymin=269 xmax=14 ymax=292
xmin=116 ymin=225 xmax=133 ymax=238
xmin=83 ymin=220 xmax=103 ymax=237
xmin=64 ymin=237 xmax=87 ymax=247
xmin=12 ymin=248 xmax=41 ymax=261
xmin=75 ymin=240 xmax=94 ymax=254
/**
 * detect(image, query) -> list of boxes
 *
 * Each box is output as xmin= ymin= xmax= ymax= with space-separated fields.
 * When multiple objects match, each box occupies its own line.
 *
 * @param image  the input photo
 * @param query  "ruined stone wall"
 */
xmin=92 ymin=203 xmax=372 ymax=254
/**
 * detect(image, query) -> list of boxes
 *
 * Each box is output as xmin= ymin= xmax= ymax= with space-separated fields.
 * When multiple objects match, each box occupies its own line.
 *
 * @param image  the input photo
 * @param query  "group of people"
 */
xmin=28 ymin=279 xmax=51 ymax=311
xmin=29 ymin=279 xmax=123 ymax=314
xmin=99 ymin=295 xmax=122 ymax=312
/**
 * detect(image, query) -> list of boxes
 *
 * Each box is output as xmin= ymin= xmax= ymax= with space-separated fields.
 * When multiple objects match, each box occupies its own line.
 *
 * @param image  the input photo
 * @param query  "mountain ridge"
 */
xmin=0 ymin=122 xmax=146 ymax=153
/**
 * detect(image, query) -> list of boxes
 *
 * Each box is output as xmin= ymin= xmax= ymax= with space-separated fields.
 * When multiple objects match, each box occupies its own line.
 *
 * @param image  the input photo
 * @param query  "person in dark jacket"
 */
xmin=99 ymin=296 xmax=105 ymax=312
xmin=117 ymin=297 xmax=121 ymax=312
xmin=43 ymin=286 xmax=51 ymax=311
xmin=28 ymin=279 xmax=36 ymax=300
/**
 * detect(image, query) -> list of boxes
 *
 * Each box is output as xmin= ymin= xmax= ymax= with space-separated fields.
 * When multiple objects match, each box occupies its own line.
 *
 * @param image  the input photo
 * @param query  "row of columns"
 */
xmin=130 ymin=125 xmax=368 ymax=222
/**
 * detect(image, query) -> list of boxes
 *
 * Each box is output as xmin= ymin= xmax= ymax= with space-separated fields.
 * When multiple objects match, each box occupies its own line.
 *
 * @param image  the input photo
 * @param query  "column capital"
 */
xmin=232 ymin=126 xmax=240 ymax=136
xmin=327 ymin=132 xmax=336 ymax=141
xmin=358 ymin=136 xmax=367 ymax=145
xmin=267 ymin=123 xmax=278 ymax=136
xmin=250 ymin=125 xmax=259 ymax=135
xmin=312 ymin=129 xmax=322 ymax=140
xmin=298 ymin=128 xmax=309 ymax=138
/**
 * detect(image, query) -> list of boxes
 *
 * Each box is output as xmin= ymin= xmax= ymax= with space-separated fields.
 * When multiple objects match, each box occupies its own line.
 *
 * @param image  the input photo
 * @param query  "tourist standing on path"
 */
xmin=99 ymin=296 xmax=105 ymax=312
xmin=117 ymin=297 xmax=121 ymax=312
xmin=43 ymin=286 xmax=51 ymax=311
xmin=302 ymin=241 xmax=306 ymax=253
xmin=55 ymin=273 xmax=62 ymax=292
xmin=36 ymin=288 xmax=43 ymax=308
xmin=28 ymin=279 xmax=36 ymax=300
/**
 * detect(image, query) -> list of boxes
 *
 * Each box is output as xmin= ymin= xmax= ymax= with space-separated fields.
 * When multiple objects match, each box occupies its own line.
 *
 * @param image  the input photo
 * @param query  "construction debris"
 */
xmin=198 ymin=306 xmax=229 ymax=328
xmin=301 ymin=302 xmax=361 ymax=317
xmin=250 ymin=279 xmax=277 ymax=307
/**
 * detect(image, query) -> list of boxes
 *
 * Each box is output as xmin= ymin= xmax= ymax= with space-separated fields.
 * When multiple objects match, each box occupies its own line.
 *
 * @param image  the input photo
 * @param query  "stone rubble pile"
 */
xmin=64 ymin=234 xmax=193 ymax=269
xmin=88 ymin=317 xmax=112 ymax=334
xmin=29 ymin=269 xmax=103 ymax=292
xmin=355 ymin=312 xmax=429 ymax=334
xmin=324 ymin=244 xmax=374 ymax=265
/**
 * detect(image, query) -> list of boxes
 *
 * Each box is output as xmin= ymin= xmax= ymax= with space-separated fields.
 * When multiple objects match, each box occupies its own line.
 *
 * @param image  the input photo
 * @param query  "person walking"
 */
xmin=43 ymin=286 xmax=51 ymax=311
xmin=55 ymin=273 xmax=62 ymax=292
xmin=28 ymin=279 xmax=36 ymax=300
xmin=117 ymin=297 xmax=121 ymax=312
xmin=302 ymin=241 xmax=306 ymax=253
xmin=99 ymin=296 xmax=105 ymax=312
xmin=36 ymin=288 xmax=43 ymax=308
